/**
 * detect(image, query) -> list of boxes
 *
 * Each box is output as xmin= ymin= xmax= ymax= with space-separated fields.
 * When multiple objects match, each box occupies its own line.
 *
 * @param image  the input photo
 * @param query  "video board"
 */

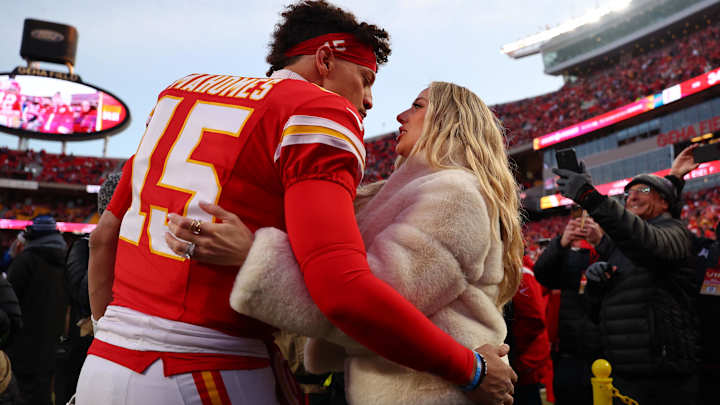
xmin=0 ymin=68 xmax=129 ymax=140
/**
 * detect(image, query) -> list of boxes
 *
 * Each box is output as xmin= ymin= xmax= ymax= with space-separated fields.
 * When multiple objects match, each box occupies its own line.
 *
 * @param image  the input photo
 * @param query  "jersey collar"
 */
xmin=270 ymin=69 xmax=308 ymax=82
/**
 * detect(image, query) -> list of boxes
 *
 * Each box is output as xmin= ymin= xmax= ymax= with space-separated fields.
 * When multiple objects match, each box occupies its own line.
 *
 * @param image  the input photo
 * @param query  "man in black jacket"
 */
xmin=553 ymin=164 xmax=699 ymax=404
xmin=6 ymin=216 xmax=68 ymax=405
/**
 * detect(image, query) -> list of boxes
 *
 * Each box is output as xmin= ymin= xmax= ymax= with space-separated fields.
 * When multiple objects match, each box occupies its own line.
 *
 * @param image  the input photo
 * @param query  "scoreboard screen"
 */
xmin=0 ymin=71 xmax=130 ymax=140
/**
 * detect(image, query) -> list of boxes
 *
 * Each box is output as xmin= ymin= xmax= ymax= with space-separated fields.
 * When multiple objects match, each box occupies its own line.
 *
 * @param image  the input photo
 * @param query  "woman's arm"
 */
xmin=88 ymin=211 xmax=121 ymax=320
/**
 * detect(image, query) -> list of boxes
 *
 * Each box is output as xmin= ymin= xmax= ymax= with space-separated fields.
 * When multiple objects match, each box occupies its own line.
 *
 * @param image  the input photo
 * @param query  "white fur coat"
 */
xmin=230 ymin=156 xmax=507 ymax=405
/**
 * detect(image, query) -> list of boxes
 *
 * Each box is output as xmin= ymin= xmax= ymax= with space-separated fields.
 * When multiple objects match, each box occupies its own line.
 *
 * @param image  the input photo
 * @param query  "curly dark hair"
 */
xmin=265 ymin=0 xmax=391 ymax=76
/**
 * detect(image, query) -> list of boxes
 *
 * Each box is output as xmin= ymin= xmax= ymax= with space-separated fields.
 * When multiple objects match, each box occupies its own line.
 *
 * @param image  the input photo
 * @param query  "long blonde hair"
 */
xmin=397 ymin=82 xmax=523 ymax=306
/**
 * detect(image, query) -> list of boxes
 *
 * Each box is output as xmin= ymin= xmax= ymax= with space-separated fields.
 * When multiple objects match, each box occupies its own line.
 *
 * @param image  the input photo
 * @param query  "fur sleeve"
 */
xmin=229 ymin=227 xmax=335 ymax=338
xmin=364 ymin=171 xmax=493 ymax=316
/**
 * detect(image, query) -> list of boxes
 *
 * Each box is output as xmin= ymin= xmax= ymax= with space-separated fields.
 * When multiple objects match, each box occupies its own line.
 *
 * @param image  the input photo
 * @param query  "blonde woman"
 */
xmin=168 ymin=82 xmax=524 ymax=404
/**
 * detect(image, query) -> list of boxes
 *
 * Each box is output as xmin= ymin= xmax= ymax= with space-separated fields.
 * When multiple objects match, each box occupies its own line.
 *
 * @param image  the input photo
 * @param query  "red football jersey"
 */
xmin=108 ymin=73 xmax=366 ymax=339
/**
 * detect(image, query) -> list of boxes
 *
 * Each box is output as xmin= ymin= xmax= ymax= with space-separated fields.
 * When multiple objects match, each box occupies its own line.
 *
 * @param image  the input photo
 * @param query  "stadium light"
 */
xmin=501 ymin=0 xmax=633 ymax=58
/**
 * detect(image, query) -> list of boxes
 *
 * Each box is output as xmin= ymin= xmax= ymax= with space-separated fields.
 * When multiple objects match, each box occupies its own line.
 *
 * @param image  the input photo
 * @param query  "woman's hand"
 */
xmin=164 ymin=201 xmax=254 ymax=266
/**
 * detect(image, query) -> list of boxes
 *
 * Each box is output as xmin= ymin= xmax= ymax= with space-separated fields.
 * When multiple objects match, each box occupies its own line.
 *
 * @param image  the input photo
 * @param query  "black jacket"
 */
xmin=533 ymin=236 xmax=602 ymax=359
xmin=65 ymin=236 xmax=90 ymax=323
xmin=581 ymin=193 xmax=698 ymax=377
xmin=693 ymin=238 xmax=720 ymax=367
xmin=6 ymin=234 xmax=68 ymax=376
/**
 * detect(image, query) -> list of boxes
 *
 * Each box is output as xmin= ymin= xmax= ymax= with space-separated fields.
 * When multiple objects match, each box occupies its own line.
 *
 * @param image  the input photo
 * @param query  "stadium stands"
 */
xmin=683 ymin=186 xmax=720 ymax=239
xmin=0 ymin=147 xmax=123 ymax=184
xmin=360 ymin=20 xmax=720 ymax=181
xmin=0 ymin=148 xmax=120 ymax=224
xmin=0 ymin=189 xmax=97 ymax=223
xmin=363 ymin=134 xmax=396 ymax=184
xmin=494 ymin=20 xmax=720 ymax=148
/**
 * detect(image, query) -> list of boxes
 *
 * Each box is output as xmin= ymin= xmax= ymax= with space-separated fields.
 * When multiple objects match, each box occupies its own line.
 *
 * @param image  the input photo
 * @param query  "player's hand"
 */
xmin=464 ymin=344 xmax=517 ymax=405
xmin=669 ymin=144 xmax=699 ymax=178
xmin=165 ymin=201 xmax=254 ymax=266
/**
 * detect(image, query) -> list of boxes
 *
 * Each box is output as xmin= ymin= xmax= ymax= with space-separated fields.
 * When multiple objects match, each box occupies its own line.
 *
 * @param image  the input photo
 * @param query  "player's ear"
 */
xmin=314 ymin=45 xmax=335 ymax=78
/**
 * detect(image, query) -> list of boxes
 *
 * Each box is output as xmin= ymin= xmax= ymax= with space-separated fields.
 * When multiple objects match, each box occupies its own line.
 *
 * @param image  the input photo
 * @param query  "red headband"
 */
xmin=285 ymin=33 xmax=377 ymax=73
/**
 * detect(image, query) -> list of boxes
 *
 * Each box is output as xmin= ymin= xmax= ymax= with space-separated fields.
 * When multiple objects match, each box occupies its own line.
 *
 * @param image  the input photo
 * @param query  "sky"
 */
xmin=0 ymin=0 xmax=603 ymax=158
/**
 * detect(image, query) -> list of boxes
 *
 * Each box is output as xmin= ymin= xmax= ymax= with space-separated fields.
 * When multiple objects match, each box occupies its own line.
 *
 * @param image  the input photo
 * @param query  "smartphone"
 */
xmin=692 ymin=143 xmax=720 ymax=164
xmin=570 ymin=205 xmax=587 ymax=228
xmin=570 ymin=205 xmax=583 ymax=219
xmin=556 ymin=148 xmax=582 ymax=172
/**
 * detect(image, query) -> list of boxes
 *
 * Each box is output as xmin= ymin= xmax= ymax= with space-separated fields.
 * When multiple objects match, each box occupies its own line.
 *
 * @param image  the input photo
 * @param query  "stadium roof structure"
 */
xmin=540 ymin=0 xmax=720 ymax=75
xmin=500 ymin=0 xmax=634 ymax=59
xmin=502 ymin=0 xmax=720 ymax=74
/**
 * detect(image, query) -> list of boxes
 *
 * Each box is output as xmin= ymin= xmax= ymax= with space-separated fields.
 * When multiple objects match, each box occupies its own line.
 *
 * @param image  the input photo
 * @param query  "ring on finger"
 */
xmin=184 ymin=242 xmax=196 ymax=259
xmin=189 ymin=219 xmax=202 ymax=235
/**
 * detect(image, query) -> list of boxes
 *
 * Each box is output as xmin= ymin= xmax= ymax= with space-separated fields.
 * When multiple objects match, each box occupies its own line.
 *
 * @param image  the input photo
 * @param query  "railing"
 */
xmin=591 ymin=359 xmax=639 ymax=405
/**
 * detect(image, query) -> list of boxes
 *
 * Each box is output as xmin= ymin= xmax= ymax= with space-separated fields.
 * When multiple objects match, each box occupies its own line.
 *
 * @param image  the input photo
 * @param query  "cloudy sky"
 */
xmin=1 ymin=0 xmax=603 ymax=158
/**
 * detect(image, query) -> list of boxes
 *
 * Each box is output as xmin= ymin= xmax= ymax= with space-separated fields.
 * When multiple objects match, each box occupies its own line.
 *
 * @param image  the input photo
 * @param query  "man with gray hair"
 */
xmin=553 ymin=158 xmax=699 ymax=404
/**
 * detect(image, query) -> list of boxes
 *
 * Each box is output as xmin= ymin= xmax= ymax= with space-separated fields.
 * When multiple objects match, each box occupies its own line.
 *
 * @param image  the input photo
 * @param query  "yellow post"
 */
xmin=591 ymin=359 xmax=613 ymax=405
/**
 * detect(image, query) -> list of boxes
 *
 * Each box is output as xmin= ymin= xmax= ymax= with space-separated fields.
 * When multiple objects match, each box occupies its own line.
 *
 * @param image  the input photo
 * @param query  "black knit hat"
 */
xmin=25 ymin=215 xmax=59 ymax=240
xmin=624 ymin=174 xmax=679 ymax=218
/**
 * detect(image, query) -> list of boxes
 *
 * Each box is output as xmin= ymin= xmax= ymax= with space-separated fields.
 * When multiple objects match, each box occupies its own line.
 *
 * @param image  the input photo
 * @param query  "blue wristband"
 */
xmin=459 ymin=352 xmax=485 ymax=392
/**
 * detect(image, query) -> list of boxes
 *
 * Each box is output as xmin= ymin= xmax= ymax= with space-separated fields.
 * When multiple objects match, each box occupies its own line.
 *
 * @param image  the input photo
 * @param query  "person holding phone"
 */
xmin=552 ymin=146 xmax=700 ymax=405
xmin=533 ymin=210 xmax=604 ymax=405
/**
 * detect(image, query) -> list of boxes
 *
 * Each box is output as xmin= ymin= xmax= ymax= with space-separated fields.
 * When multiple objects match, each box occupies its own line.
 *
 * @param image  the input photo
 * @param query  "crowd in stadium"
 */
xmin=495 ymin=21 xmax=720 ymax=148
xmin=0 ymin=191 xmax=97 ymax=223
xmin=0 ymin=147 xmax=122 ymax=184
xmin=359 ymin=20 xmax=720 ymax=185
xmin=362 ymin=134 xmax=396 ymax=183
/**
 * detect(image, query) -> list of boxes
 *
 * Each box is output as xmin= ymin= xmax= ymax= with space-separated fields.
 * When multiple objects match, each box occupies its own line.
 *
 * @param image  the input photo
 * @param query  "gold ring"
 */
xmin=189 ymin=219 xmax=202 ymax=235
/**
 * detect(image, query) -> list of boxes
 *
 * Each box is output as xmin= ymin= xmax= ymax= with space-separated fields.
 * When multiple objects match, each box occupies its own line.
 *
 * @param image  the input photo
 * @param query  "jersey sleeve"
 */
xmin=105 ymin=155 xmax=134 ymax=218
xmin=274 ymin=94 xmax=366 ymax=198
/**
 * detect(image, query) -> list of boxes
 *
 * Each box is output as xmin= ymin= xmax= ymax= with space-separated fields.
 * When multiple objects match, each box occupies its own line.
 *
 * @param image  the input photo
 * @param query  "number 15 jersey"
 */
xmin=107 ymin=71 xmax=366 ymax=340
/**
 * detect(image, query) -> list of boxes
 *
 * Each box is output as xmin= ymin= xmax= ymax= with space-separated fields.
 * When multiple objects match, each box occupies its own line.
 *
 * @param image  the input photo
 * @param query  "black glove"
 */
xmin=552 ymin=163 xmax=595 ymax=203
xmin=585 ymin=261 xmax=616 ymax=285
